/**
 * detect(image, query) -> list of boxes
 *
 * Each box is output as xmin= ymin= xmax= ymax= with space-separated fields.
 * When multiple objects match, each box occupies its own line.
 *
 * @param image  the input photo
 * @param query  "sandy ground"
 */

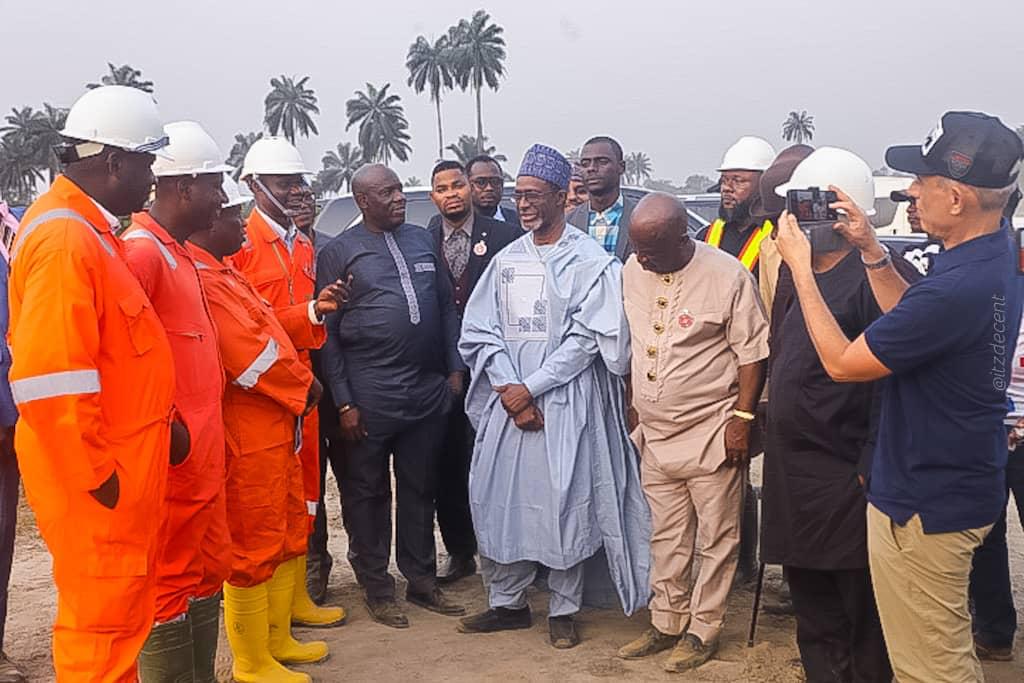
xmin=5 ymin=466 xmax=1024 ymax=682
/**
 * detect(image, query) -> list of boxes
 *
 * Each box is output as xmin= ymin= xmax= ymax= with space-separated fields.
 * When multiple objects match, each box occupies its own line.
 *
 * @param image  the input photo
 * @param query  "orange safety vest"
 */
xmin=705 ymin=218 xmax=774 ymax=271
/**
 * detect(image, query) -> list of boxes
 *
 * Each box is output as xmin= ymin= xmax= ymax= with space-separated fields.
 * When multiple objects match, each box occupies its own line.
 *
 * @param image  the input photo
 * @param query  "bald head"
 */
xmin=630 ymin=193 xmax=693 ymax=274
xmin=352 ymin=163 xmax=406 ymax=232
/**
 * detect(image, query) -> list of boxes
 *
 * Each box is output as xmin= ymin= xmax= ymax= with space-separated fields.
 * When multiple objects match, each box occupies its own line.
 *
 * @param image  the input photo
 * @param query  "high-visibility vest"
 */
xmin=705 ymin=218 xmax=773 ymax=271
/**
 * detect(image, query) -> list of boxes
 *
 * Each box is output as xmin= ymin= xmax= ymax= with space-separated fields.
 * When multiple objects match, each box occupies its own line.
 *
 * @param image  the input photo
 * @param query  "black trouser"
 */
xmin=340 ymin=413 xmax=446 ymax=600
xmin=970 ymin=444 xmax=1024 ymax=648
xmin=0 ymin=451 xmax=18 ymax=647
xmin=436 ymin=402 xmax=477 ymax=559
xmin=309 ymin=423 xmax=342 ymax=575
xmin=787 ymin=566 xmax=892 ymax=683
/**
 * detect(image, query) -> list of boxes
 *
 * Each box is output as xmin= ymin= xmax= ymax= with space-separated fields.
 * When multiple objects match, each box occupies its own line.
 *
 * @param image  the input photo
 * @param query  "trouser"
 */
xmin=970 ymin=444 xmax=1024 ymax=649
xmin=738 ymin=467 xmax=759 ymax=578
xmin=0 ymin=451 xmax=17 ymax=647
xmin=154 ymin=491 xmax=231 ymax=622
xmin=339 ymin=413 xmax=445 ymax=600
xmin=138 ymin=592 xmax=221 ymax=683
xmin=437 ymin=402 xmax=477 ymax=559
xmin=867 ymin=503 xmax=991 ymax=683
xmin=484 ymin=558 xmax=583 ymax=618
xmin=787 ymin=566 xmax=891 ymax=683
xmin=641 ymin=455 xmax=743 ymax=644
xmin=309 ymin=419 xmax=342 ymax=576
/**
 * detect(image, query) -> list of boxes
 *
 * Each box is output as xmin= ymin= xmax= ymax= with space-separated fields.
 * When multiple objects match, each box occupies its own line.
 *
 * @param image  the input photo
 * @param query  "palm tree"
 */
xmin=87 ymin=63 xmax=154 ymax=92
xmin=782 ymin=110 xmax=815 ymax=143
xmin=345 ymin=83 xmax=412 ymax=165
xmin=0 ymin=104 xmax=67 ymax=182
xmin=449 ymin=10 xmax=507 ymax=152
xmin=264 ymin=75 xmax=320 ymax=144
xmin=318 ymin=142 xmax=364 ymax=195
xmin=405 ymin=176 xmax=423 ymax=187
xmin=407 ymin=34 xmax=455 ymax=160
xmin=625 ymin=152 xmax=652 ymax=186
xmin=445 ymin=134 xmax=506 ymax=166
xmin=0 ymin=137 xmax=45 ymax=204
xmin=226 ymin=132 xmax=263 ymax=180
xmin=565 ymin=149 xmax=581 ymax=165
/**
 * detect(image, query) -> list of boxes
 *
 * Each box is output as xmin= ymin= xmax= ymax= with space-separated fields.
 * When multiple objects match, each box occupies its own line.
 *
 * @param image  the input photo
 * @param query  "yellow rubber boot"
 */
xmin=291 ymin=556 xmax=347 ymax=628
xmin=222 ymin=581 xmax=311 ymax=683
xmin=267 ymin=561 xmax=330 ymax=665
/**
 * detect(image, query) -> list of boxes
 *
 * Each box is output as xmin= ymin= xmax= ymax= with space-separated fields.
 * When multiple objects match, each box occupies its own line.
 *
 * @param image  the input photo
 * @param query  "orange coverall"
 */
xmin=8 ymin=176 xmax=175 ymax=682
xmin=123 ymin=213 xmax=231 ymax=623
xmin=230 ymin=209 xmax=323 ymax=545
xmin=189 ymin=243 xmax=319 ymax=586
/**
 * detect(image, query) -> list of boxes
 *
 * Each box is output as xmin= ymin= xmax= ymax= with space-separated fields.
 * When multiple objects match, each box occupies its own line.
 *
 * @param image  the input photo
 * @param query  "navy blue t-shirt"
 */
xmin=864 ymin=228 xmax=1022 ymax=533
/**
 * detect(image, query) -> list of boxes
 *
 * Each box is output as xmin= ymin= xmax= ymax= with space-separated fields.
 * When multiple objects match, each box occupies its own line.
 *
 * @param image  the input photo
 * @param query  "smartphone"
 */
xmin=786 ymin=187 xmax=839 ymax=223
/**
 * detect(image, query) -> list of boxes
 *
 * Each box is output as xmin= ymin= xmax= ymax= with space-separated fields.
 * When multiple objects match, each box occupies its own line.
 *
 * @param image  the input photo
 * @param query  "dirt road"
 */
xmin=5 ymin=475 xmax=1023 ymax=682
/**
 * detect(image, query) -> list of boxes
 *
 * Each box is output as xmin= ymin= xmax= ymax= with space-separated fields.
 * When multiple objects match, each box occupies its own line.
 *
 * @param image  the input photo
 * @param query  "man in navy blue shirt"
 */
xmin=774 ymin=111 xmax=1024 ymax=683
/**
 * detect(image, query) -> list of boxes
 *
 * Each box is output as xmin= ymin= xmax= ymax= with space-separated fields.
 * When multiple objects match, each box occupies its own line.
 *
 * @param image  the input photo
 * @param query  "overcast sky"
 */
xmin=3 ymin=0 xmax=1023 ymax=184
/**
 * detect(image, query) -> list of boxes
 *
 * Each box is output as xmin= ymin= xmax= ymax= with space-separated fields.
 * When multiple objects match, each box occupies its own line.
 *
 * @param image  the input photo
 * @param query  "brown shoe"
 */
xmin=548 ymin=615 xmax=580 ymax=649
xmin=975 ymin=638 xmax=1014 ymax=662
xmin=406 ymin=587 xmax=466 ymax=616
xmin=617 ymin=627 xmax=680 ymax=659
xmin=663 ymin=634 xmax=718 ymax=672
xmin=365 ymin=596 xmax=409 ymax=629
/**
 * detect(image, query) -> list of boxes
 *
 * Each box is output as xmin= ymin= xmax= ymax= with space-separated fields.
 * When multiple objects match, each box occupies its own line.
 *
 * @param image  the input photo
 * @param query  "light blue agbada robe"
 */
xmin=459 ymin=227 xmax=651 ymax=615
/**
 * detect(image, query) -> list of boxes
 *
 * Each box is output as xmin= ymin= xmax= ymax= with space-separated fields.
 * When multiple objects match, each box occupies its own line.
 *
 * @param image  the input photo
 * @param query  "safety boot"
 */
xmin=222 ymin=582 xmax=310 ymax=683
xmin=189 ymin=592 xmax=222 ymax=683
xmin=138 ymin=614 xmax=194 ymax=683
xmin=267 ymin=561 xmax=329 ymax=664
xmin=290 ymin=556 xmax=346 ymax=628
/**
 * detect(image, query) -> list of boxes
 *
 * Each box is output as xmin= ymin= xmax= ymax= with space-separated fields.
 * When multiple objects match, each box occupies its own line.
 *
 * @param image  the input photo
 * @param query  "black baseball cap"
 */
xmin=890 ymin=190 xmax=912 ymax=203
xmin=885 ymin=111 xmax=1023 ymax=189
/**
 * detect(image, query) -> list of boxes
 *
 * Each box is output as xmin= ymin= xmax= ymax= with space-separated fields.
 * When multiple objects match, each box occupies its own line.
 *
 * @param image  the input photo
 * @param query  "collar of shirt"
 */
xmin=88 ymin=197 xmax=120 ymax=230
xmin=443 ymin=212 xmax=474 ymax=241
xmin=929 ymin=226 xmax=1011 ymax=277
xmin=589 ymin=194 xmax=625 ymax=226
xmin=257 ymin=207 xmax=297 ymax=249
xmin=493 ymin=205 xmax=507 ymax=223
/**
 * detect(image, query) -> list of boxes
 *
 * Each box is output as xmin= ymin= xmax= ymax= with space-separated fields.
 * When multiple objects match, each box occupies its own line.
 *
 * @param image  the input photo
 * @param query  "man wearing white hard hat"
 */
xmin=121 ymin=121 xmax=230 ymax=682
xmin=698 ymin=135 xmax=777 ymax=584
xmin=232 ymin=137 xmax=348 ymax=630
xmin=762 ymin=147 xmax=922 ymax=683
xmin=6 ymin=85 xmax=180 ymax=680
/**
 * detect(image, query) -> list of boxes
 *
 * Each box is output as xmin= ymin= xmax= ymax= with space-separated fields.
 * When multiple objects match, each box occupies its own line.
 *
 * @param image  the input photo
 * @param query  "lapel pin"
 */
xmin=473 ymin=240 xmax=488 ymax=257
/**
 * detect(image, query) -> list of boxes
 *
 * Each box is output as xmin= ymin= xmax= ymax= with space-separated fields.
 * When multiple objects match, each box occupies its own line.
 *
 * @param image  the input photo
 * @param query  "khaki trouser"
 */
xmin=867 ymin=503 xmax=992 ymax=683
xmin=642 ymin=454 xmax=743 ymax=643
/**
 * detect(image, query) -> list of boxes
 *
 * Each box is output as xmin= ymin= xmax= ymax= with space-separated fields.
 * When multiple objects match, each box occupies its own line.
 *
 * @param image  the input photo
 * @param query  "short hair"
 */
xmin=583 ymin=136 xmax=623 ymax=162
xmin=974 ymin=183 xmax=1017 ymax=213
xmin=466 ymin=155 xmax=502 ymax=176
xmin=431 ymin=160 xmax=465 ymax=183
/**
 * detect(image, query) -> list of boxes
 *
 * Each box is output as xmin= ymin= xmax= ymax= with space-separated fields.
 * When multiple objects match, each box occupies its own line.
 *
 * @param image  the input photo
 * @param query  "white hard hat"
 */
xmin=152 ymin=121 xmax=233 ymax=177
xmin=717 ymin=136 xmax=777 ymax=172
xmin=221 ymin=174 xmax=252 ymax=209
xmin=776 ymin=146 xmax=877 ymax=216
xmin=60 ymin=85 xmax=169 ymax=155
xmin=240 ymin=136 xmax=311 ymax=179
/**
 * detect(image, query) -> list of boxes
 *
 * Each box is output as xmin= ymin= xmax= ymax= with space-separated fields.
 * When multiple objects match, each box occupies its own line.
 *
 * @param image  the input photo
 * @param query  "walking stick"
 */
xmin=747 ymin=561 xmax=766 ymax=647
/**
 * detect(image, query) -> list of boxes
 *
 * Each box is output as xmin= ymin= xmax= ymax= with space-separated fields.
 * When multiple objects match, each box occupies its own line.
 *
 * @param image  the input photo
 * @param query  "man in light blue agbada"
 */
xmin=457 ymin=144 xmax=651 ymax=650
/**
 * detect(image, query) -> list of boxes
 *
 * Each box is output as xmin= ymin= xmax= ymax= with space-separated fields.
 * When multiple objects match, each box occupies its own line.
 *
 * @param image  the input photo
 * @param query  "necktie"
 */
xmin=445 ymin=228 xmax=470 ymax=281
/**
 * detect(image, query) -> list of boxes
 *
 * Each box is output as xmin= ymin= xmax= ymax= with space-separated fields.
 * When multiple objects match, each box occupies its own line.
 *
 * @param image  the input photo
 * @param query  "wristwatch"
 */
xmin=338 ymin=403 xmax=355 ymax=415
xmin=861 ymin=244 xmax=892 ymax=270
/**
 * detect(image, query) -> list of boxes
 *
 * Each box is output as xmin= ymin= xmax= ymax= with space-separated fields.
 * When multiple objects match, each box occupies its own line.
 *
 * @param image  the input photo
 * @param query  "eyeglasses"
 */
xmin=512 ymin=190 xmax=557 ymax=205
xmin=471 ymin=177 xmax=504 ymax=189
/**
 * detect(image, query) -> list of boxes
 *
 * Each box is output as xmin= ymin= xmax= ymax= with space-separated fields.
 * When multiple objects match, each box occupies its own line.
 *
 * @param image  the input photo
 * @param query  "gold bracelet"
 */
xmin=732 ymin=409 xmax=756 ymax=422
xmin=338 ymin=403 xmax=355 ymax=415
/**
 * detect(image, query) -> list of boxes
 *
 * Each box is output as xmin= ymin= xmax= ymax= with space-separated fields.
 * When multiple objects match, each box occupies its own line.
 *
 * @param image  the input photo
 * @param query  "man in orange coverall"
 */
xmin=122 ymin=121 xmax=231 ymax=683
xmin=188 ymin=177 xmax=349 ymax=682
xmin=7 ymin=85 xmax=182 ymax=682
xmin=232 ymin=136 xmax=346 ymax=626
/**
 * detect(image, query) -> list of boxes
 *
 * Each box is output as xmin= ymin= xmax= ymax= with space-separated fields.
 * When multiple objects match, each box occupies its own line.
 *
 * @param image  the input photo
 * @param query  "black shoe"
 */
xmin=457 ymin=607 xmax=532 ymax=633
xmin=365 ymin=596 xmax=409 ymax=629
xmin=406 ymin=587 xmax=466 ymax=616
xmin=437 ymin=554 xmax=478 ymax=585
xmin=305 ymin=557 xmax=331 ymax=606
xmin=548 ymin=616 xmax=580 ymax=649
xmin=975 ymin=637 xmax=1014 ymax=662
